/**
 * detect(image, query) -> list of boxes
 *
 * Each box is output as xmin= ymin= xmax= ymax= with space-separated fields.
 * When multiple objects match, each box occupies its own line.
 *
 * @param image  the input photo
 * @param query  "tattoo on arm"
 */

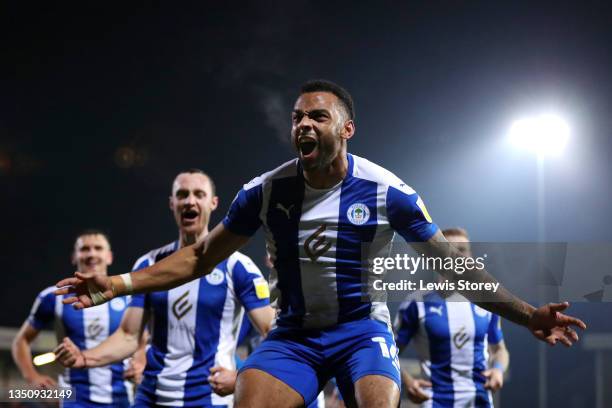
xmin=422 ymin=230 xmax=535 ymax=326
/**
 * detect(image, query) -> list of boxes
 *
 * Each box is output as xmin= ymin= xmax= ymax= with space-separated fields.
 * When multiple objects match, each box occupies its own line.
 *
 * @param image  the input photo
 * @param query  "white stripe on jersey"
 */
xmin=156 ymin=279 xmax=200 ymax=406
xmin=447 ymin=301 xmax=477 ymax=404
xmin=55 ymin=295 xmax=71 ymax=392
xmin=210 ymin=259 xmax=242 ymax=407
xmin=298 ymin=183 xmax=342 ymax=329
xmin=83 ymin=306 xmax=113 ymax=404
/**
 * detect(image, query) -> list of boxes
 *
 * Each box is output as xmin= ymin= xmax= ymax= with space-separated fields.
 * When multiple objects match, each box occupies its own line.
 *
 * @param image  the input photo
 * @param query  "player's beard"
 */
xmin=298 ymin=127 xmax=343 ymax=172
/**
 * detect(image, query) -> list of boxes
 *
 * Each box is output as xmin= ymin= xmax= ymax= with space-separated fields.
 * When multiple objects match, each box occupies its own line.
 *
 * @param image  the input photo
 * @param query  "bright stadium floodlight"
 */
xmin=509 ymin=114 xmax=570 ymax=157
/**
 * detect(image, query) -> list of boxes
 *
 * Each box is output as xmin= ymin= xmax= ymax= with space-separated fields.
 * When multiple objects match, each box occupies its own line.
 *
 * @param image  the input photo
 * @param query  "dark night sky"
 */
xmin=2 ymin=2 xmax=612 ymax=406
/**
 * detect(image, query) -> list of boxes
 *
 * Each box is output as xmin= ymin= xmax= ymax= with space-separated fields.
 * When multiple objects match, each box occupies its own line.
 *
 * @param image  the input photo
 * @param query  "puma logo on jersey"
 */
xmin=429 ymin=306 xmax=443 ymax=316
xmin=276 ymin=203 xmax=294 ymax=219
xmin=304 ymin=224 xmax=332 ymax=262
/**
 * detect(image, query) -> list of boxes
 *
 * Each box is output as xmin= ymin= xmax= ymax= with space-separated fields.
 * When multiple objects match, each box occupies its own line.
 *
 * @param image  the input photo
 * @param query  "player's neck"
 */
xmin=179 ymin=228 xmax=209 ymax=248
xmin=303 ymin=151 xmax=348 ymax=189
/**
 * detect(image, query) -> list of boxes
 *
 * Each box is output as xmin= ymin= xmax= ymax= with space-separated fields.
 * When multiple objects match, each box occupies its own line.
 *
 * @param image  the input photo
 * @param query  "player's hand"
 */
xmin=405 ymin=378 xmax=431 ymax=403
xmin=124 ymin=357 xmax=145 ymax=385
xmin=483 ymin=368 xmax=504 ymax=392
xmin=208 ymin=366 xmax=237 ymax=396
xmin=55 ymin=271 xmax=113 ymax=309
xmin=54 ymin=337 xmax=86 ymax=368
xmin=528 ymin=302 xmax=587 ymax=346
xmin=26 ymin=373 xmax=57 ymax=389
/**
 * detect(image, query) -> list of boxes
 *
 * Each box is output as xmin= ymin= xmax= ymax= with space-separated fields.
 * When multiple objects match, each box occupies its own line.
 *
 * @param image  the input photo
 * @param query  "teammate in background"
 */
xmin=57 ymin=80 xmax=586 ymax=408
xmin=395 ymin=228 xmax=509 ymax=407
xmin=12 ymin=231 xmax=137 ymax=407
xmin=54 ymin=170 xmax=274 ymax=407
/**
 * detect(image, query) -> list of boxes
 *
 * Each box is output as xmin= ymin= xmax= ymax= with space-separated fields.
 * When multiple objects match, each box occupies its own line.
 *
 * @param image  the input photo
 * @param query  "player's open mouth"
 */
xmin=299 ymin=139 xmax=318 ymax=157
xmin=182 ymin=210 xmax=199 ymax=220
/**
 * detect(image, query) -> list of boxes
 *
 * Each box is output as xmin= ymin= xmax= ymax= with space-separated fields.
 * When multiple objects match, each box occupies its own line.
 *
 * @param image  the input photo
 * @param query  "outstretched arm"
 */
xmin=417 ymin=230 xmax=586 ymax=344
xmin=54 ymin=306 xmax=147 ymax=368
xmin=56 ymin=223 xmax=250 ymax=309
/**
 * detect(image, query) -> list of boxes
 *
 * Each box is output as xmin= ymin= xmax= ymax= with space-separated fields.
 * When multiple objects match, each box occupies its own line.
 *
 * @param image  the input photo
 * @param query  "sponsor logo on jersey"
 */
xmin=87 ymin=317 xmax=104 ymax=340
xmin=304 ymin=224 xmax=332 ymax=262
xmin=429 ymin=305 xmax=443 ymax=316
xmin=172 ymin=291 xmax=193 ymax=320
xmin=276 ymin=202 xmax=294 ymax=219
xmin=347 ymin=203 xmax=370 ymax=225
xmin=453 ymin=326 xmax=470 ymax=349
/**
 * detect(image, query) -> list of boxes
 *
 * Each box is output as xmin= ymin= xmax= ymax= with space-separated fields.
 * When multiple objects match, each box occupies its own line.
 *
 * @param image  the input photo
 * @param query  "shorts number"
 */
xmin=371 ymin=337 xmax=400 ymax=373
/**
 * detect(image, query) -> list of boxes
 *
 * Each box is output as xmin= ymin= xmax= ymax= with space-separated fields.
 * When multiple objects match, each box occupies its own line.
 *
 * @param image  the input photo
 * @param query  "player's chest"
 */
xmin=148 ymin=269 xmax=230 ymax=321
xmin=60 ymin=297 xmax=127 ymax=342
xmin=266 ymin=185 xmax=384 ymax=246
xmin=422 ymin=303 xmax=491 ymax=348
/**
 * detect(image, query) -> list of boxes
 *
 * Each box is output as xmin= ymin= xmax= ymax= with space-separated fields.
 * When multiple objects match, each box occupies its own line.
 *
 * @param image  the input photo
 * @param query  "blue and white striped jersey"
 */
xmin=130 ymin=241 xmax=270 ymax=407
xmin=394 ymin=292 xmax=504 ymax=408
xmin=28 ymin=287 xmax=132 ymax=407
xmin=223 ymin=153 xmax=438 ymax=329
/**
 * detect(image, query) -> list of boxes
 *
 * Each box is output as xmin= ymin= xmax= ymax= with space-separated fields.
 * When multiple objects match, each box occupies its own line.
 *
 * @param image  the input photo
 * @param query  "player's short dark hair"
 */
xmin=175 ymin=168 xmax=216 ymax=195
xmin=442 ymin=227 xmax=469 ymax=240
xmin=75 ymin=229 xmax=111 ymax=246
xmin=300 ymin=79 xmax=355 ymax=120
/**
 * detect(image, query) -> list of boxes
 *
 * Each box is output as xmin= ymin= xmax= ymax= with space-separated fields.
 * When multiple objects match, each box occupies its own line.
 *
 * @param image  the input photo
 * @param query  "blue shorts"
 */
xmin=240 ymin=319 xmax=401 ymax=405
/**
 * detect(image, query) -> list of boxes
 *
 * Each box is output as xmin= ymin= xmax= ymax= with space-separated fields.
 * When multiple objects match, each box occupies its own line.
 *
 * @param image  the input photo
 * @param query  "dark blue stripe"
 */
xmin=63 ymin=303 xmax=90 ymax=403
xmin=423 ymin=294 xmax=454 ymax=408
xmin=267 ymin=174 xmax=305 ymax=327
xmin=142 ymin=290 xmax=169 ymax=405
xmin=471 ymin=304 xmax=491 ymax=408
xmin=336 ymin=163 xmax=378 ymax=323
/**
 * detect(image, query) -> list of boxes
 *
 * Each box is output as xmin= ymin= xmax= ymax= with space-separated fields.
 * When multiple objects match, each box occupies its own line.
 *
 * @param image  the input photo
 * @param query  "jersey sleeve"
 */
xmin=487 ymin=314 xmax=504 ymax=345
xmin=387 ymin=186 xmax=439 ymax=242
xmin=222 ymin=182 xmax=263 ymax=237
xmin=27 ymin=288 xmax=56 ymax=330
xmin=128 ymin=256 xmax=150 ymax=308
xmin=394 ymin=300 xmax=420 ymax=347
xmin=230 ymin=255 xmax=270 ymax=311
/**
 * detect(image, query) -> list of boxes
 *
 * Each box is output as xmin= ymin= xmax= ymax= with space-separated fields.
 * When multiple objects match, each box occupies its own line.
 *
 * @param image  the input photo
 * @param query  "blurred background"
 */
xmin=2 ymin=2 xmax=611 ymax=407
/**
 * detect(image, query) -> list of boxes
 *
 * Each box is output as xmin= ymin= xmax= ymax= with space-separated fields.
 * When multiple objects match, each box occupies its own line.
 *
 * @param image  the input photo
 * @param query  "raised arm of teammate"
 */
xmin=55 ymin=224 xmax=248 ymax=309
xmin=54 ymin=306 xmax=147 ymax=368
xmin=419 ymin=230 xmax=586 ymax=345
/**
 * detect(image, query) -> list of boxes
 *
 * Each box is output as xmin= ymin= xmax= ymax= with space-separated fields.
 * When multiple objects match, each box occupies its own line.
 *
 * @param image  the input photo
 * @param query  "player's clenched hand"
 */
xmin=54 ymin=337 xmax=86 ymax=368
xmin=55 ymin=271 xmax=113 ymax=309
xmin=208 ymin=366 xmax=237 ymax=396
xmin=483 ymin=368 xmax=504 ymax=392
xmin=124 ymin=357 xmax=145 ymax=385
xmin=405 ymin=378 xmax=431 ymax=403
xmin=528 ymin=302 xmax=586 ymax=346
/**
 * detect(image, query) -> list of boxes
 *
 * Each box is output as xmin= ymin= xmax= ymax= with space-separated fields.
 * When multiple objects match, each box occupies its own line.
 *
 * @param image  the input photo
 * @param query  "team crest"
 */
xmin=347 ymin=203 xmax=370 ymax=225
xmin=110 ymin=297 xmax=125 ymax=311
xmin=206 ymin=269 xmax=225 ymax=285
